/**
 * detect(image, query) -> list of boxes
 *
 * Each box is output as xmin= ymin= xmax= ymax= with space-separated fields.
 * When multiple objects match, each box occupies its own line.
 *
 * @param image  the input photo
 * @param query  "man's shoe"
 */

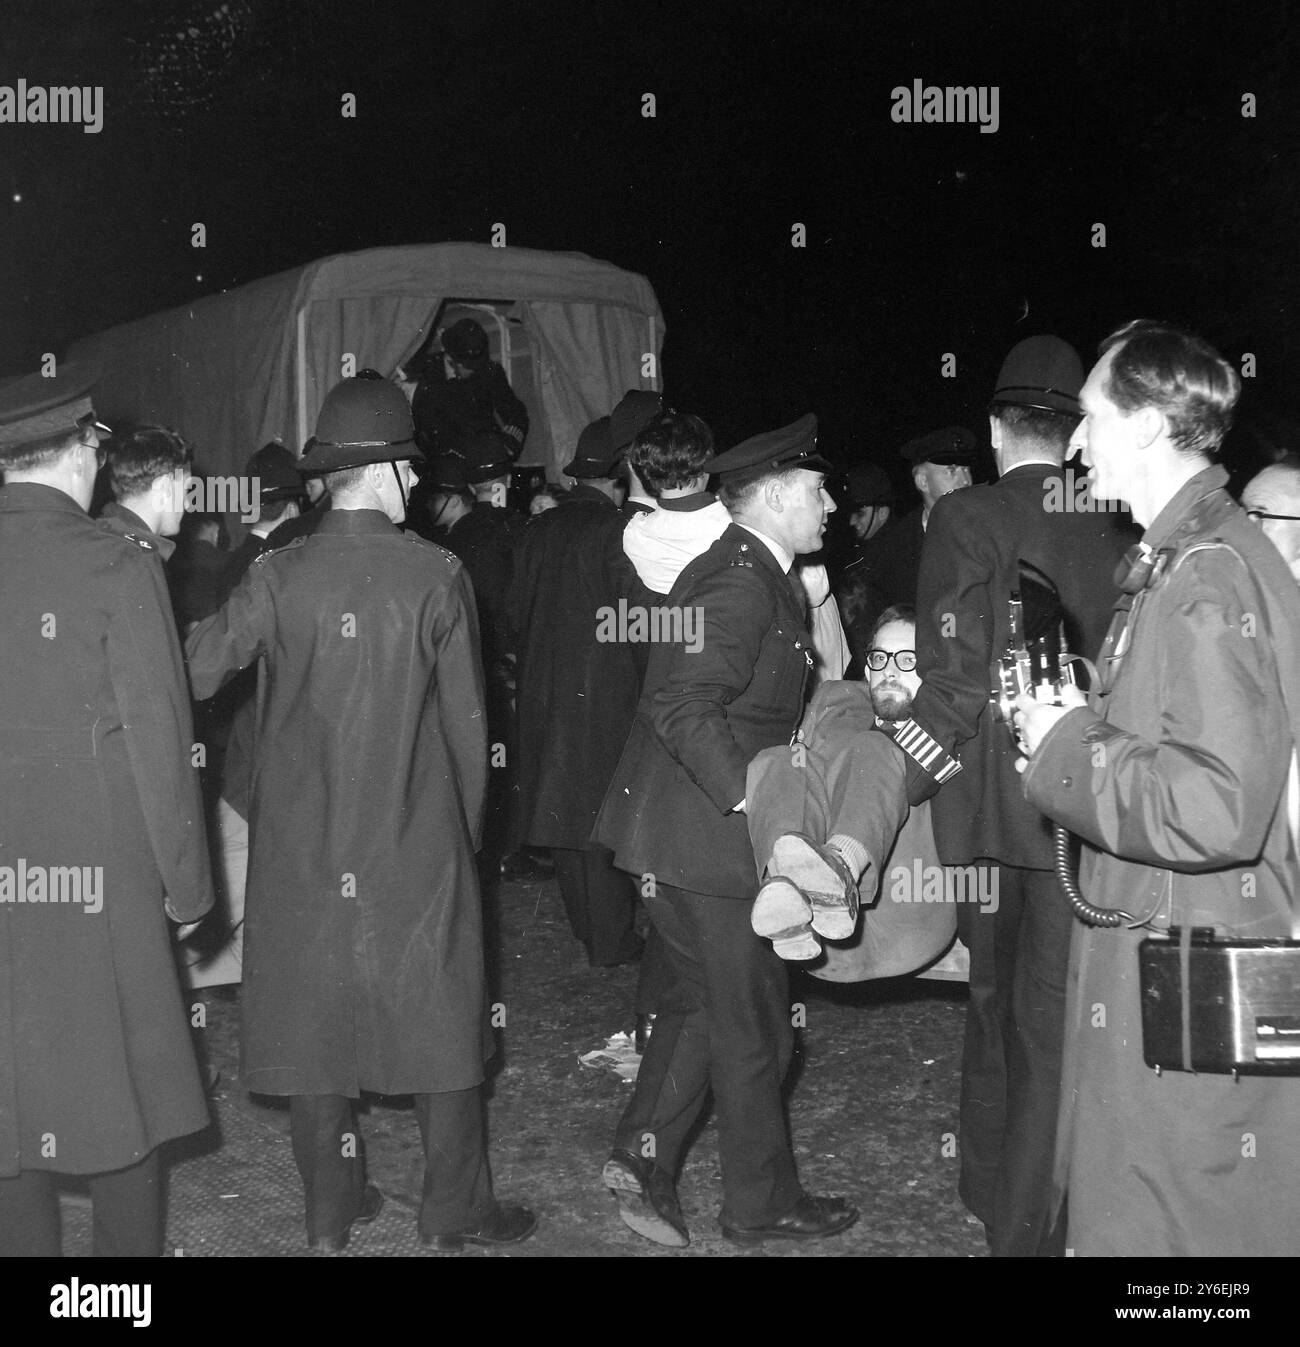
xmin=751 ymin=876 xmax=821 ymax=960
xmin=770 ymin=834 xmax=859 ymax=939
xmin=499 ymin=848 xmax=555 ymax=882
xmin=306 ymin=1183 xmax=385 ymax=1252
xmin=721 ymin=1194 xmax=858 ymax=1245
xmin=602 ymin=1150 xmax=689 ymax=1248
xmin=634 ymin=1013 xmax=657 ymax=1055
xmin=421 ymin=1202 xmax=538 ymax=1251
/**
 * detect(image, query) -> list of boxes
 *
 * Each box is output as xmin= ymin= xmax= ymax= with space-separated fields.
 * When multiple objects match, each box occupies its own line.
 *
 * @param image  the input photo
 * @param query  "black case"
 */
xmin=1139 ymin=928 xmax=1300 ymax=1075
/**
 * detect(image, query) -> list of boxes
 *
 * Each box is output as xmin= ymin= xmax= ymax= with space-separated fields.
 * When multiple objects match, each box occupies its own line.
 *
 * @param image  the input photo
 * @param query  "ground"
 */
xmin=59 ymin=871 xmax=986 ymax=1258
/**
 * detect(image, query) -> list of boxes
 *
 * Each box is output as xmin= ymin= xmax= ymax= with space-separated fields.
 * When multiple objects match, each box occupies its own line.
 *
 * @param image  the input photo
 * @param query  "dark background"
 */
xmin=3 ymin=0 xmax=1298 ymax=490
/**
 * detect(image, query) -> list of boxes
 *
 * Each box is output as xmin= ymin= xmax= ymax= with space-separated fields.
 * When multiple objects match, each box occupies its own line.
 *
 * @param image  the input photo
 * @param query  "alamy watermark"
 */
xmin=889 ymin=859 xmax=999 ymax=913
xmin=0 ymin=80 xmax=103 ymax=134
xmin=595 ymin=599 xmax=704 ymax=654
xmin=890 ymin=80 xmax=999 ymax=134
xmin=0 ymin=860 xmax=103 ymax=914
xmin=1042 ymin=467 xmax=1126 ymax=514
xmin=151 ymin=474 xmax=261 ymax=523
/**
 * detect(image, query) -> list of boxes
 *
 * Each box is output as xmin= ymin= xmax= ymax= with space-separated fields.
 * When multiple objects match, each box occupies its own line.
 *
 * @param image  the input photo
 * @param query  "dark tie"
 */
xmin=787 ymin=564 xmax=809 ymax=622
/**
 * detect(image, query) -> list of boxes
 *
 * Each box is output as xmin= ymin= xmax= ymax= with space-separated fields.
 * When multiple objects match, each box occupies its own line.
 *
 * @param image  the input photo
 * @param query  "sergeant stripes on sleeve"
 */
xmin=887 ymin=718 xmax=963 ymax=783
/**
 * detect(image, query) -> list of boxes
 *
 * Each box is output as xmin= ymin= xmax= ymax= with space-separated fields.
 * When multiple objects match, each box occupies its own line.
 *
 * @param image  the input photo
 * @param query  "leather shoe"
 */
xmin=603 ymin=1149 xmax=689 ymax=1247
xmin=421 ymin=1202 xmax=538 ymax=1251
xmin=634 ymin=1013 xmax=657 ymax=1055
xmin=770 ymin=834 xmax=860 ymax=939
xmin=721 ymin=1193 xmax=858 ymax=1245
xmin=306 ymin=1183 xmax=385 ymax=1252
xmin=751 ymin=876 xmax=821 ymax=960
xmin=498 ymin=848 xmax=556 ymax=882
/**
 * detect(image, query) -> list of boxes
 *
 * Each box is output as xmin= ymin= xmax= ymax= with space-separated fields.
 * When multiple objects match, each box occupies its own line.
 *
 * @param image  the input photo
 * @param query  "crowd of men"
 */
xmin=1 ymin=314 xmax=1298 ymax=1259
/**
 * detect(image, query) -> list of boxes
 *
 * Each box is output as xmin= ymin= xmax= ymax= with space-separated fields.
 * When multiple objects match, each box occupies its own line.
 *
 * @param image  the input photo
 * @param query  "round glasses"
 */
xmin=865 ymin=648 xmax=917 ymax=672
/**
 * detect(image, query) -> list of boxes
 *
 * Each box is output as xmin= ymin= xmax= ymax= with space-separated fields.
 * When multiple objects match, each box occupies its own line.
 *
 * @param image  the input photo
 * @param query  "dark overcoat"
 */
xmin=0 ymin=483 xmax=212 ymax=1175
xmin=1023 ymin=467 xmax=1300 ymax=1255
xmin=185 ymin=509 xmax=489 ymax=1097
xmin=910 ymin=462 xmax=1135 ymax=866
xmin=509 ymin=485 xmax=646 ymax=849
xmin=594 ymin=524 xmax=815 ymax=899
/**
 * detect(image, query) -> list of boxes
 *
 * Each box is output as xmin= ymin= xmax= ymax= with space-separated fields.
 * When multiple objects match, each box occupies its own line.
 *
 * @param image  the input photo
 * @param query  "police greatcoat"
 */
xmin=510 ymin=485 xmax=646 ymax=850
xmin=1023 ymin=467 xmax=1300 ymax=1255
xmin=185 ymin=510 xmax=489 ymax=1097
xmin=0 ymin=484 xmax=212 ymax=1175
xmin=594 ymin=524 xmax=815 ymax=898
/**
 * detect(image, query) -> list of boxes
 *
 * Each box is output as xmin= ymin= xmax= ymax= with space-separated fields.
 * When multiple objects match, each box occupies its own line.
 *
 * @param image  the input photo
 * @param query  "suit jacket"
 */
xmin=910 ymin=462 xmax=1135 ymax=868
xmin=594 ymin=523 xmax=815 ymax=898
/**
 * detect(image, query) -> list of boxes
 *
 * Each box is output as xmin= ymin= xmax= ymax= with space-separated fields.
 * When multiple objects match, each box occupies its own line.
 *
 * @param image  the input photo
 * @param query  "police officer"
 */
xmin=905 ymin=337 xmax=1133 ymax=1256
xmin=185 ymin=375 xmax=535 ymax=1251
xmin=594 ymin=414 xmax=858 ymax=1248
xmin=411 ymin=317 xmax=529 ymax=463
xmin=0 ymin=365 xmax=213 ymax=1255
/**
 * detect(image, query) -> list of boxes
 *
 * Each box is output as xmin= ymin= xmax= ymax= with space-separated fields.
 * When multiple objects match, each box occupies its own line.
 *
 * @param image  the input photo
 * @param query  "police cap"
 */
xmin=0 ymin=362 xmax=111 ymax=457
xmin=703 ymin=413 xmax=831 ymax=486
xmin=899 ymin=425 xmax=977 ymax=468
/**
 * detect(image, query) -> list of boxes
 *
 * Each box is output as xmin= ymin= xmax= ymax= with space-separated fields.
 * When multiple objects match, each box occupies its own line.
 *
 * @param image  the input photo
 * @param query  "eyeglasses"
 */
xmin=866 ymin=648 xmax=917 ymax=672
xmin=1246 ymin=509 xmax=1300 ymax=524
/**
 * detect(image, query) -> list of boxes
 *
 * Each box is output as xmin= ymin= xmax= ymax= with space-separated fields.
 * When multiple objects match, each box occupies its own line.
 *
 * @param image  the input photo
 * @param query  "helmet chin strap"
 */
xmin=390 ymin=461 xmax=409 ymax=519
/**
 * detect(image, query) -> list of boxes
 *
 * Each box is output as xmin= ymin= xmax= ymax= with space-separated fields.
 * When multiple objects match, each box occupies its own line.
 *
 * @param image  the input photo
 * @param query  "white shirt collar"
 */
xmin=737 ymin=522 xmax=794 ymax=573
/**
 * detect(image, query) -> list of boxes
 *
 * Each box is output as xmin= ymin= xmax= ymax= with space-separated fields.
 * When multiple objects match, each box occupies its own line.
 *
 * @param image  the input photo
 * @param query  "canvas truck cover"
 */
xmin=69 ymin=242 xmax=663 ymax=481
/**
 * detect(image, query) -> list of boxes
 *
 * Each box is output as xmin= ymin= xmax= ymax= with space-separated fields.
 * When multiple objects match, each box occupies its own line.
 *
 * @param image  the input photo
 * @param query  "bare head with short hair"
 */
xmin=629 ymin=411 xmax=715 ymax=497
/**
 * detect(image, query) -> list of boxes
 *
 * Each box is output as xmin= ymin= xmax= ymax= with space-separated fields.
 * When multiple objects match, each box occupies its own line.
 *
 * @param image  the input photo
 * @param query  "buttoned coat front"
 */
xmin=1024 ymin=468 xmax=1300 ymax=1256
xmin=594 ymin=523 xmax=815 ymax=899
xmin=185 ymin=510 xmax=489 ymax=1097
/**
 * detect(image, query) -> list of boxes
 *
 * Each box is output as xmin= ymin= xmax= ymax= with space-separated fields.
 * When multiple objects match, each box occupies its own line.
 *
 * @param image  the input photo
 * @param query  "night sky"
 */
xmin=4 ymin=0 xmax=1300 ymax=490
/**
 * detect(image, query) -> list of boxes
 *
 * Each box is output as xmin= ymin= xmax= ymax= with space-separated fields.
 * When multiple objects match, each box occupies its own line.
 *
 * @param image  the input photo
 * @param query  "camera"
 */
xmin=989 ymin=589 xmax=1087 ymax=737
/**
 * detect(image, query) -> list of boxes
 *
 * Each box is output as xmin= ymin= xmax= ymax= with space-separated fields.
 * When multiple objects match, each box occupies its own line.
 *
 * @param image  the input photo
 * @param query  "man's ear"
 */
xmin=988 ymin=414 xmax=1003 ymax=452
xmin=911 ymin=464 xmax=926 ymax=493
xmin=1132 ymin=404 xmax=1164 ymax=450
xmin=763 ymin=475 xmax=785 ymax=513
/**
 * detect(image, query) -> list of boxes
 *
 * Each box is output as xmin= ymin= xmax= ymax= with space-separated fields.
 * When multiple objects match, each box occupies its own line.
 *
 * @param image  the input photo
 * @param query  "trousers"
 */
xmin=289 ymin=1087 xmax=494 ymax=1241
xmin=612 ymin=882 xmax=802 ymax=1227
xmin=0 ymin=1149 xmax=164 ymax=1257
xmin=957 ymin=861 xmax=1070 ymax=1256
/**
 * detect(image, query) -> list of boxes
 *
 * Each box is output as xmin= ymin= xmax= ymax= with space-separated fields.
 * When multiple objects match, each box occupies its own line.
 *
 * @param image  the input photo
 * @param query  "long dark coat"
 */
xmin=509 ymin=485 xmax=646 ymax=849
xmin=185 ymin=509 xmax=489 ymax=1097
xmin=1024 ymin=468 xmax=1300 ymax=1255
xmin=910 ymin=463 xmax=1135 ymax=865
xmin=594 ymin=524 xmax=815 ymax=899
xmin=0 ymin=483 xmax=212 ymax=1176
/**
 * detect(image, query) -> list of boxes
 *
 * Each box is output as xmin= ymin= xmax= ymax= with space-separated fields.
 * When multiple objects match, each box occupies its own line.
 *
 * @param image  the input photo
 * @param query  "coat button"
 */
xmin=1061 ymin=776 xmax=1072 ymax=787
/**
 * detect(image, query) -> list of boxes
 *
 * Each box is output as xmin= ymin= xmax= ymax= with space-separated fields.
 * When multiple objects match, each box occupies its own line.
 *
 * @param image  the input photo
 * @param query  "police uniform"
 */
xmin=594 ymin=416 xmax=856 ymax=1239
xmin=904 ymin=339 xmax=1135 ymax=1256
xmin=0 ymin=366 xmax=212 ymax=1256
xmin=411 ymin=319 xmax=529 ymax=462
xmin=186 ymin=375 xmax=534 ymax=1250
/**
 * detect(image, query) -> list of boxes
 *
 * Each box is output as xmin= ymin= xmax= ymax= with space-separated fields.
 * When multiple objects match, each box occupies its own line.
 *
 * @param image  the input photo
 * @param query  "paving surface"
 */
xmin=59 ymin=872 xmax=987 ymax=1258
